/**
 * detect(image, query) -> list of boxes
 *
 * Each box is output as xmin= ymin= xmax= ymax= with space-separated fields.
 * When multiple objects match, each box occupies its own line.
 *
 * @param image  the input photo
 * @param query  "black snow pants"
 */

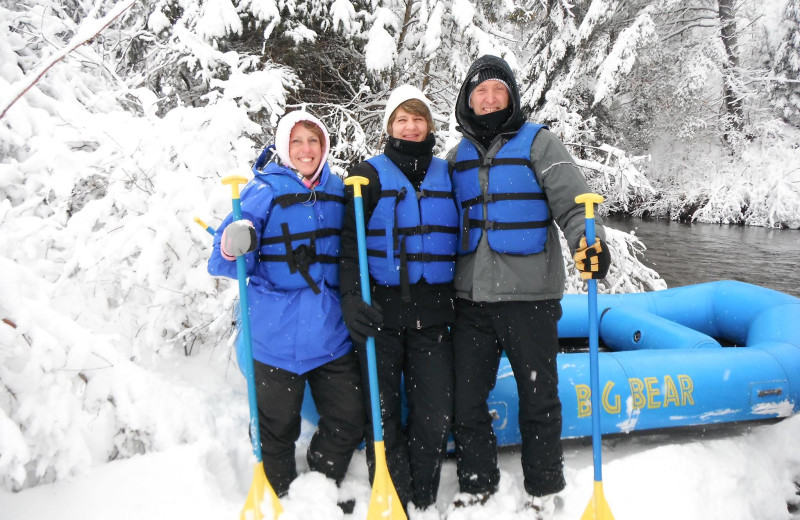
xmin=451 ymin=298 xmax=566 ymax=497
xmin=356 ymin=323 xmax=454 ymax=509
xmin=253 ymin=352 xmax=365 ymax=496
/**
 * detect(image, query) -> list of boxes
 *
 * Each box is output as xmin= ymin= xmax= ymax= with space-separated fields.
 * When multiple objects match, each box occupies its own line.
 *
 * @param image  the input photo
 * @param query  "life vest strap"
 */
xmin=461 ymin=215 xmax=550 ymax=250
xmin=460 ymin=192 xmax=547 ymax=209
xmin=416 ymin=189 xmax=453 ymax=200
xmin=467 ymin=218 xmax=550 ymax=231
xmin=366 ymin=250 xmax=456 ymax=262
xmin=260 ymin=227 xmax=341 ymax=245
xmin=380 ymin=187 xmax=408 ymax=200
xmin=367 ymin=224 xmax=458 ymax=237
xmin=452 ymin=157 xmax=532 ymax=172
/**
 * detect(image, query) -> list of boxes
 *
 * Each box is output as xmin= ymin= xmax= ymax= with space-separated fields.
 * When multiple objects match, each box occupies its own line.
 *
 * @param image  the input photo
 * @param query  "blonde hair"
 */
xmin=386 ymin=99 xmax=434 ymax=135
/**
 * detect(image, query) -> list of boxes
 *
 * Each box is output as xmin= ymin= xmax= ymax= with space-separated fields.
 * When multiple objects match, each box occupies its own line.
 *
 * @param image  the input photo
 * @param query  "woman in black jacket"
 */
xmin=339 ymin=85 xmax=458 ymax=517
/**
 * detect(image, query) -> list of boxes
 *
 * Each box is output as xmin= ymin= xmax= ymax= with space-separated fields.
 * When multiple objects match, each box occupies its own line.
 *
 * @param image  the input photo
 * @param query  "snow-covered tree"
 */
xmin=771 ymin=0 xmax=800 ymax=127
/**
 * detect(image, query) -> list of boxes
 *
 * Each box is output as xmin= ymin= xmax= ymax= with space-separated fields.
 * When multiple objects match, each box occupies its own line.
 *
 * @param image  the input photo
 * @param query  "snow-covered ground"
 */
xmin=2 ymin=349 xmax=800 ymax=520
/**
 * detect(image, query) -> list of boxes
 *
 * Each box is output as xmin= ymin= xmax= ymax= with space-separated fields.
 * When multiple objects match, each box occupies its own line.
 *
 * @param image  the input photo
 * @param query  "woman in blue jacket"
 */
xmin=208 ymin=110 xmax=365 ymax=504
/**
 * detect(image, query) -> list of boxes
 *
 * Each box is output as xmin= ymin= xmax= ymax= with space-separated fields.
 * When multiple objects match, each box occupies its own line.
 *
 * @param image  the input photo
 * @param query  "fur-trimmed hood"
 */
xmin=274 ymin=110 xmax=330 ymax=183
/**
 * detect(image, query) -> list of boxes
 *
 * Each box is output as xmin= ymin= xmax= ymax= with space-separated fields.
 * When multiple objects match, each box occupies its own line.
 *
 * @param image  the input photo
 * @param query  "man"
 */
xmin=447 ymin=55 xmax=611 ymax=519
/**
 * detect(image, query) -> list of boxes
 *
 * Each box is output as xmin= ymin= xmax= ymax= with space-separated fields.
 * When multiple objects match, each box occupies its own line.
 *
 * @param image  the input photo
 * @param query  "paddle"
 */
xmin=575 ymin=193 xmax=615 ymax=520
xmin=221 ymin=175 xmax=284 ymax=520
xmin=194 ymin=216 xmax=216 ymax=235
xmin=344 ymin=176 xmax=407 ymax=520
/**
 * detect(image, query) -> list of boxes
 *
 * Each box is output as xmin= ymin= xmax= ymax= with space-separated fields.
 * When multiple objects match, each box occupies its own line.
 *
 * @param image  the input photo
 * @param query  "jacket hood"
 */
xmin=455 ymin=55 xmax=525 ymax=141
xmin=274 ymin=110 xmax=330 ymax=184
xmin=252 ymin=143 xmax=332 ymax=188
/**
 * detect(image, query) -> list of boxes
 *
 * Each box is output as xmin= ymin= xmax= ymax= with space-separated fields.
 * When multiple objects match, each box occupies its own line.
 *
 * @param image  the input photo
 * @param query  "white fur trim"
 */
xmin=382 ymin=84 xmax=433 ymax=133
xmin=274 ymin=110 xmax=330 ymax=178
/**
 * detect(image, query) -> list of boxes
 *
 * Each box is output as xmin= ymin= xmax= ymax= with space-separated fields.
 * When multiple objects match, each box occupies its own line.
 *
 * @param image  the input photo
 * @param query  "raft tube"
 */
xmin=300 ymin=281 xmax=800 ymax=444
xmin=493 ymin=280 xmax=800 ymax=444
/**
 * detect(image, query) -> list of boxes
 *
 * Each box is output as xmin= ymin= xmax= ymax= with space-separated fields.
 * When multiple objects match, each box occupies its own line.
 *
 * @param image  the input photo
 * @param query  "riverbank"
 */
xmin=576 ymin=124 xmax=800 ymax=230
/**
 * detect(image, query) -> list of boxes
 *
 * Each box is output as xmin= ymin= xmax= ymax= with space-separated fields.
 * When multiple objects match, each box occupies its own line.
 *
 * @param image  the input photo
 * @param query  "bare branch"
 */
xmin=661 ymin=22 xmax=719 ymax=41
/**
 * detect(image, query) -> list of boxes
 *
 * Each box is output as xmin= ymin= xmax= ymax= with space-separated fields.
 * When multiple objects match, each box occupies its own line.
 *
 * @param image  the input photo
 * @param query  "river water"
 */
xmin=607 ymin=216 xmax=800 ymax=298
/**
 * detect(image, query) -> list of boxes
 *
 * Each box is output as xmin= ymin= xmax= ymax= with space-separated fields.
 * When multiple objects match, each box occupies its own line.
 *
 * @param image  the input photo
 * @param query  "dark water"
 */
xmin=607 ymin=216 xmax=800 ymax=298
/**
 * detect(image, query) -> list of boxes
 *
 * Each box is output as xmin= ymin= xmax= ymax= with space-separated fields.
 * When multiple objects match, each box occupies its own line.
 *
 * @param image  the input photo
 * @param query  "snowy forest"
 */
xmin=2 ymin=0 xmax=800 ymax=510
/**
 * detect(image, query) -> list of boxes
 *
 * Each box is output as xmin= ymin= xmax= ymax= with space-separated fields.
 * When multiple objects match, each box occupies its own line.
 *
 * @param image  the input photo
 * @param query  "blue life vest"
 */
xmin=255 ymin=163 xmax=345 ymax=293
xmin=452 ymin=122 xmax=550 ymax=255
xmin=364 ymin=155 xmax=458 ymax=296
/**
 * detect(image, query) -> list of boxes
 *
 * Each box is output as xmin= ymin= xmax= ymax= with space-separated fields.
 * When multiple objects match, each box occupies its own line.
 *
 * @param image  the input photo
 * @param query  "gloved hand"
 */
xmin=573 ymin=237 xmax=611 ymax=280
xmin=220 ymin=220 xmax=257 ymax=260
xmin=340 ymin=292 xmax=383 ymax=344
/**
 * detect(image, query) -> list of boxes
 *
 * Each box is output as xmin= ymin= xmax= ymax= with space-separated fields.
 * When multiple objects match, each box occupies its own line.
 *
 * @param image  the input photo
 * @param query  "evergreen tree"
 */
xmin=771 ymin=0 xmax=800 ymax=127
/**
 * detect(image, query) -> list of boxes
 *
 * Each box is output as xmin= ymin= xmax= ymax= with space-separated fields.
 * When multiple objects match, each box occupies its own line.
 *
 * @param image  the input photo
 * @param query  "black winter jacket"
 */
xmin=340 ymin=135 xmax=455 ymax=330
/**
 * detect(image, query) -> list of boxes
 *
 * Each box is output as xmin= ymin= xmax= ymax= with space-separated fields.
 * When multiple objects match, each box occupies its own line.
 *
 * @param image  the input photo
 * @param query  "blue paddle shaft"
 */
xmin=351 ymin=191 xmax=384 ymax=444
xmin=585 ymin=215 xmax=603 ymax=481
xmin=230 ymin=194 xmax=263 ymax=462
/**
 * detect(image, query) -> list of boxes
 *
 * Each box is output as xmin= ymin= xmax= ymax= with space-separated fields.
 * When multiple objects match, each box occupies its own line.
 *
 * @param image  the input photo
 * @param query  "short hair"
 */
xmin=386 ymin=99 xmax=434 ymax=135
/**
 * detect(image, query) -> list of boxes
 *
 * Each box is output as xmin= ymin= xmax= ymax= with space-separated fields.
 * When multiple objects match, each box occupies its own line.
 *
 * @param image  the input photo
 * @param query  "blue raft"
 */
xmin=302 ymin=281 xmax=800 ymax=445
xmin=495 ymin=280 xmax=800 ymax=444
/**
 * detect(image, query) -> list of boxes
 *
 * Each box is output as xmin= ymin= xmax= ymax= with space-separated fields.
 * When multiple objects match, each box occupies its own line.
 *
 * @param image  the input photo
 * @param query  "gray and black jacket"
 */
xmin=448 ymin=55 xmax=605 ymax=303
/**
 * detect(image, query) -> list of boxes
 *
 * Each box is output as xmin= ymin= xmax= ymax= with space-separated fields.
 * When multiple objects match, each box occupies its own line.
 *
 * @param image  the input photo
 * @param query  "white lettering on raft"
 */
xmin=576 ymin=375 xmax=695 ymax=417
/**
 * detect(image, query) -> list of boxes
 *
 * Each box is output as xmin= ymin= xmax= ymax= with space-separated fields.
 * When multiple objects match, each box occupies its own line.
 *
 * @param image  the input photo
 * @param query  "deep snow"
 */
xmin=2 ymin=348 xmax=800 ymax=520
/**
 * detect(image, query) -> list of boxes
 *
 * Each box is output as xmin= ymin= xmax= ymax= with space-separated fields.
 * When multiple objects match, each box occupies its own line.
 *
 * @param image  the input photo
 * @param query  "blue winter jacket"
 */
xmin=208 ymin=159 xmax=351 ymax=375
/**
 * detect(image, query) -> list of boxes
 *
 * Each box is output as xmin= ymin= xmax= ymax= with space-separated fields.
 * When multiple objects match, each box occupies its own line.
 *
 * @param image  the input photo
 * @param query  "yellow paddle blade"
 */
xmin=367 ymin=441 xmax=407 ymax=520
xmin=581 ymin=481 xmax=615 ymax=520
xmin=241 ymin=462 xmax=283 ymax=520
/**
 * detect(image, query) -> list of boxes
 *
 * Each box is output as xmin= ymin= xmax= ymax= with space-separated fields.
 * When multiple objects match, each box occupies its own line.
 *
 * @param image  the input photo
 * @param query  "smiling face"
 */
xmin=288 ymin=123 xmax=324 ymax=179
xmin=469 ymin=79 xmax=510 ymax=115
xmin=389 ymin=106 xmax=430 ymax=142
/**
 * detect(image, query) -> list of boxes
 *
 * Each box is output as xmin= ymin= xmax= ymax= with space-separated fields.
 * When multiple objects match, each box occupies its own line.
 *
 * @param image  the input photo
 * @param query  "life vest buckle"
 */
xmin=289 ymin=243 xmax=316 ymax=274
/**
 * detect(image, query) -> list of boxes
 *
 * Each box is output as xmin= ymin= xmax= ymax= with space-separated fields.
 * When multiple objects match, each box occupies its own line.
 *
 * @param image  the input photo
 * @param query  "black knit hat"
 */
xmin=466 ymin=66 xmax=511 ymax=103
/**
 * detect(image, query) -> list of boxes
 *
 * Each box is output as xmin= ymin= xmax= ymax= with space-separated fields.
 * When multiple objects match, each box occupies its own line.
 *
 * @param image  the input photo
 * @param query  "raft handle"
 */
xmin=757 ymin=388 xmax=783 ymax=397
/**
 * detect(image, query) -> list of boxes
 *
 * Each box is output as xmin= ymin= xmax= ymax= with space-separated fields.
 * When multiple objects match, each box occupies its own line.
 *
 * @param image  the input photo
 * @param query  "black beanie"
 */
xmin=466 ymin=66 xmax=511 ymax=104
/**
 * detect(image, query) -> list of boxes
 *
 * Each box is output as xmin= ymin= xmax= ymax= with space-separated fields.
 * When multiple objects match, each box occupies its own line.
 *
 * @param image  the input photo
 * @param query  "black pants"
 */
xmin=253 ymin=352 xmax=365 ymax=496
xmin=356 ymin=324 xmax=454 ymax=509
xmin=451 ymin=298 xmax=566 ymax=497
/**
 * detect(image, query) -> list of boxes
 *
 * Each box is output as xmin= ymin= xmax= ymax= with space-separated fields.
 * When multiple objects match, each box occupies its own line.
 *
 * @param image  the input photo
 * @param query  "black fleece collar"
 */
xmin=383 ymin=133 xmax=435 ymax=189
xmin=464 ymin=107 xmax=513 ymax=150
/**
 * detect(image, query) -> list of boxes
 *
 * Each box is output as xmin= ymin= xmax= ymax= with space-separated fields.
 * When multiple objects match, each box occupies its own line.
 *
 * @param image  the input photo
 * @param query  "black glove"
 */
xmin=340 ymin=292 xmax=383 ymax=344
xmin=573 ymin=237 xmax=611 ymax=280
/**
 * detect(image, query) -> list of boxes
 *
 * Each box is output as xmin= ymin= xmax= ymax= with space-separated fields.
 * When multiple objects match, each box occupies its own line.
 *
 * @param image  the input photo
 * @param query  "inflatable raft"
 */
xmin=492 ymin=280 xmax=800 ymax=444
xmin=301 ymin=281 xmax=800 ymax=444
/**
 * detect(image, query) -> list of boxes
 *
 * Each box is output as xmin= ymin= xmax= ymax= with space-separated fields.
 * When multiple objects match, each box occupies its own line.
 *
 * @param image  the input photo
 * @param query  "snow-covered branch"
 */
xmin=0 ymin=0 xmax=136 ymax=120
